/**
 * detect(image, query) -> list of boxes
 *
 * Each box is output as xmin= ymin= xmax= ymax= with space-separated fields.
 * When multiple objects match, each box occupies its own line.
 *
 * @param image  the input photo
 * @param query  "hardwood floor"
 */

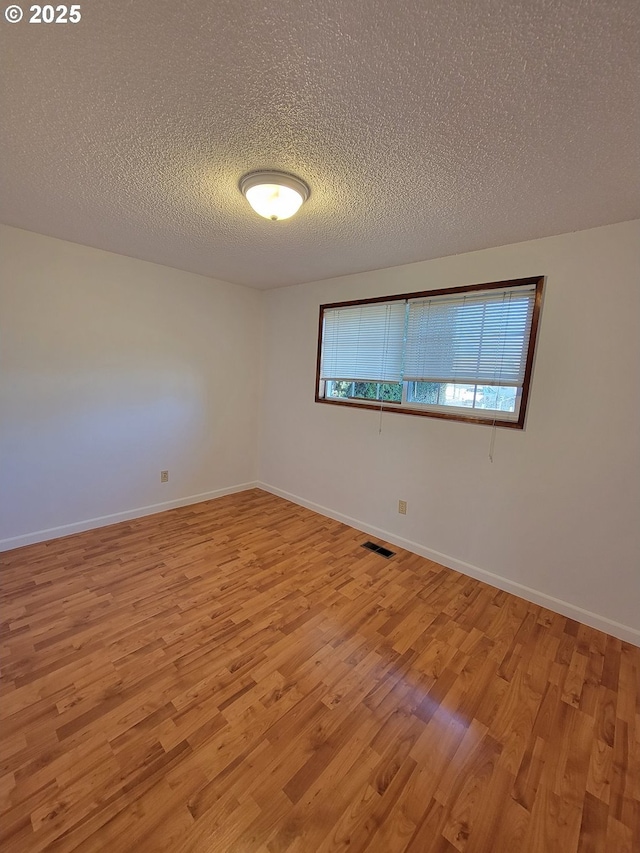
xmin=1 ymin=489 xmax=638 ymax=852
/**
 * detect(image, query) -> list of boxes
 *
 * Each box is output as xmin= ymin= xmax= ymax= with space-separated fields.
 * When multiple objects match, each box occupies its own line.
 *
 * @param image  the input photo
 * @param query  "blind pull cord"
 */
xmin=489 ymin=291 xmax=512 ymax=463
xmin=488 ymin=424 xmax=497 ymax=463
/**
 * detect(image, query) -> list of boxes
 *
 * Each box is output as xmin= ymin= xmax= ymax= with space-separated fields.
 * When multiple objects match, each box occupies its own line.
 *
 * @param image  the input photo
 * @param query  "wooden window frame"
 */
xmin=315 ymin=276 xmax=545 ymax=429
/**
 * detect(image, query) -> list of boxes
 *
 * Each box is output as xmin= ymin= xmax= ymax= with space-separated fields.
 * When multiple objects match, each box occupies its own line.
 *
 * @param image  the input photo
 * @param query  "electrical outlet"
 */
xmin=160 ymin=470 xmax=169 ymax=483
xmin=398 ymin=499 xmax=407 ymax=515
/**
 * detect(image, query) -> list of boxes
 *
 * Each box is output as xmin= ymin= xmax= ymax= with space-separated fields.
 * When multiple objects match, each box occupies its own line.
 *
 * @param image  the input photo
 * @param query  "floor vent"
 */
xmin=362 ymin=541 xmax=396 ymax=559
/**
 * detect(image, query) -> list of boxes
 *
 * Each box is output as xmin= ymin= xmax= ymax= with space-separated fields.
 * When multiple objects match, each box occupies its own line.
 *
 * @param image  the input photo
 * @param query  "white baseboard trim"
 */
xmin=257 ymin=482 xmax=640 ymax=647
xmin=0 ymin=483 xmax=258 ymax=553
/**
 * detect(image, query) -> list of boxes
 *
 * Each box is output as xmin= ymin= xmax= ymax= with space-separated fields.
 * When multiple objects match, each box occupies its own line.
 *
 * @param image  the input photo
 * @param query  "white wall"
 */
xmin=0 ymin=225 xmax=262 ymax=547
xmin=259 ymin=221 xmax=640 ymax=643
xmin=3 ymin=221 xmax=638 ymax=643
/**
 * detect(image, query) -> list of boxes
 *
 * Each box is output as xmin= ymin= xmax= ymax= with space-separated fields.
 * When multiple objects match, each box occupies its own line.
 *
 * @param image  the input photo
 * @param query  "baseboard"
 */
xmin=257 ymin=482 xmax=640 ymax=647
xmin=0 ymin=483 xmax=258 ymax=552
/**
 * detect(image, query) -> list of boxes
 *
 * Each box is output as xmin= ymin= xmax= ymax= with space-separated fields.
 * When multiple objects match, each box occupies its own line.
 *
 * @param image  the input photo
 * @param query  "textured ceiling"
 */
xmin=1 ymin=0 xmax=638 ymax=289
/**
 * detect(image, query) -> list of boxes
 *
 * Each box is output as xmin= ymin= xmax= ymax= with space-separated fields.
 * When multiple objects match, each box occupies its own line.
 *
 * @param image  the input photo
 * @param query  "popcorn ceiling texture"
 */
xmin=1 ymin=0 xmax=638 ymax=289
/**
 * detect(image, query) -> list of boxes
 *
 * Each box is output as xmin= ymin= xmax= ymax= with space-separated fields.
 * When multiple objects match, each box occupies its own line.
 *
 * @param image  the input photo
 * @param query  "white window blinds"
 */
xmin=403 ymin=285 xmax=536 ymax=386
xmin=320 ymin=301 xmax=406 ymax=383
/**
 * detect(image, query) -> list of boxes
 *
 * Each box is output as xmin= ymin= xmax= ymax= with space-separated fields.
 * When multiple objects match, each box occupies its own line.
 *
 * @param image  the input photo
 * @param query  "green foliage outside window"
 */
xmin=329 ymin=381 xmax=402 ymax=403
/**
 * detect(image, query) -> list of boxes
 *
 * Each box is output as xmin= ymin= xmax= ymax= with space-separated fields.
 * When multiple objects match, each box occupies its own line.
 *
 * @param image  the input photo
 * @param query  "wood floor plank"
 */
xmin=1 ymin=488 xmax=638 ymax=851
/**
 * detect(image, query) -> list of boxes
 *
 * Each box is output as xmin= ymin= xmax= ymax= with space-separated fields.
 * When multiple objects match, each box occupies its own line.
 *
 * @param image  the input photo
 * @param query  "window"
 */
xmin=316 ymin=276 xmax=544 ymax=428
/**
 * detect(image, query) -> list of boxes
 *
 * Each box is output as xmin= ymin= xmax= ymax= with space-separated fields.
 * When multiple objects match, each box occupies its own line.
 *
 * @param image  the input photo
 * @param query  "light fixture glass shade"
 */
xmin=240 ymin=171 xmax=309 ymax=221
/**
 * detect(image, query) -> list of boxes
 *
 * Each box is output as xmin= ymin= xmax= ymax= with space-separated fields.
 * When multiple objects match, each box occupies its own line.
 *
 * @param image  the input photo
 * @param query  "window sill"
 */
xmin=315 ymin=394 xmax=524 ymax=429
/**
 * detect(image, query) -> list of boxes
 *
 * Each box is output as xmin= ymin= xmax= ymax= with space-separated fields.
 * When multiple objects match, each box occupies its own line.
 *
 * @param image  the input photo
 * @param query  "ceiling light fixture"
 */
xmin=240 ymin=170 xmax=310 ymax=221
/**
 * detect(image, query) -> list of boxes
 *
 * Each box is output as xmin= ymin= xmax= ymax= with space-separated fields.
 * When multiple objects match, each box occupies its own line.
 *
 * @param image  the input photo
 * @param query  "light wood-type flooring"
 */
xmin=1 ymin=489 xmax=638 ymax=852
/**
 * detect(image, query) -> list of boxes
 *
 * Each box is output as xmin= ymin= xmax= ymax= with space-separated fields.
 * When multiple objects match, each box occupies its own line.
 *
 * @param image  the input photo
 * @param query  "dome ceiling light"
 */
xmin=240 ymin=170 xmax=310 ymax=221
